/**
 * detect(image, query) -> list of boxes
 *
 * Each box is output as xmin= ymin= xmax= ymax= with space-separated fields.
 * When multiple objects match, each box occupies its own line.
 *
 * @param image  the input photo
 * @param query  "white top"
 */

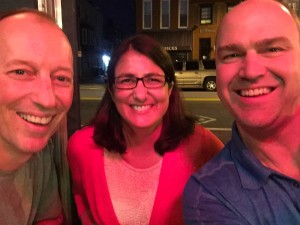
xmin=104 ymin=149 xmax=162 ymax=225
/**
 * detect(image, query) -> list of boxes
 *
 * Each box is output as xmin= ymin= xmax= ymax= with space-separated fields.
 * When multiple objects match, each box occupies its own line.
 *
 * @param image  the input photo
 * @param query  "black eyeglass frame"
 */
xmin=113 ymin=75 xmax=169 ymax=90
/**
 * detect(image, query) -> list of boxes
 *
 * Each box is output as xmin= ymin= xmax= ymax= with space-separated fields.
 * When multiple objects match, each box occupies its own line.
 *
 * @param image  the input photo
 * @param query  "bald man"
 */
xmin=0 ymin=9 xmax=73 ymax=224
xmin=183 ymin=0 xmax=300 ymax=224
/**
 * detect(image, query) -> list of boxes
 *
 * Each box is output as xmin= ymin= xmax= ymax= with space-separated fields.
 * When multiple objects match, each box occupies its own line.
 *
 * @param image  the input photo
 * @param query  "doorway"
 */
xmin=199 ymin=38 xmax=211 ymax=60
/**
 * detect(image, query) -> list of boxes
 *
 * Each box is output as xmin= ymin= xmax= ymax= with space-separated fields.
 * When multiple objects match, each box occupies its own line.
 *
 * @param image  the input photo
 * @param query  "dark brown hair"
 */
xmin=90 ymin=34 xmax=196 ymax=155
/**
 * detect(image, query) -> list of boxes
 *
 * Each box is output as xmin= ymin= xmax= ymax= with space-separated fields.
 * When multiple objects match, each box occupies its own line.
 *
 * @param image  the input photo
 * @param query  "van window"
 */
xmin=202 ymin=60 xmax=216 ymax=69
xmin=186 ymin=61 xmax=199 ymax=70
xmin=173 ymin=61 xmax=183 ymax=70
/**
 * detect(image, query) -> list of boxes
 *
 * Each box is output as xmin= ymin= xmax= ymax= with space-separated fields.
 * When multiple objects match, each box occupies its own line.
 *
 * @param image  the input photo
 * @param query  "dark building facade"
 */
xmin=136 ymin=0 xmax=300 ymax=62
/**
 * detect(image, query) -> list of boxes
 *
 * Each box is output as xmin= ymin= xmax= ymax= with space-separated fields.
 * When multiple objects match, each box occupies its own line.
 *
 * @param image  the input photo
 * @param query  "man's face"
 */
xmin=0 ymin=14 xmax=73 ymax=156
xmin=215 ymin=0 xmax=300 ymax=131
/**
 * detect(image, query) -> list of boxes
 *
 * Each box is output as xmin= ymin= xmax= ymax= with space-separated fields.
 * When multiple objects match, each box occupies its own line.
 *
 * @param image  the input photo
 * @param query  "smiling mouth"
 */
xmin=18 ymin=113 xmax=53 ymax=125
xmin=131 ymin=105 xmax=152 ymax=112
xmin=238 ymin=87 xmax=274 ymax=97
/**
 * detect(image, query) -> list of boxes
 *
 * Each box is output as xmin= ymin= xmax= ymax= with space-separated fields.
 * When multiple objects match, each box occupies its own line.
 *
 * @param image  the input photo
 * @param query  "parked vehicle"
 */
xmin=174 ymin=60 xmax=217 ymax=91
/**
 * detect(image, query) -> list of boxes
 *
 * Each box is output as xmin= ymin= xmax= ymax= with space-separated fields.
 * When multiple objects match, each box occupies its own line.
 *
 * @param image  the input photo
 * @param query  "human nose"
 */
xmin=32 ymin=76 xmax=56 ymax=108
xmin=133 ymin=79 xmax=147 ymax=100
xmin=239 ymin=51 xmax=266 ymax=80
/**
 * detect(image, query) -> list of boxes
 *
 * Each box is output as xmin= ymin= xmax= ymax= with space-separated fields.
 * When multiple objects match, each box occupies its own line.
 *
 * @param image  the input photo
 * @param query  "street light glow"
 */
xmin=102 ymin=54 xmax=110 ymax=68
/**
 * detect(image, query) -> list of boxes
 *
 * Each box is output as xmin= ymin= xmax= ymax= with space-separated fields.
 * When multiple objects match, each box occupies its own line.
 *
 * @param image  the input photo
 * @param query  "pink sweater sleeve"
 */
xmin=67 ymin=128 xmax=97 ymax=225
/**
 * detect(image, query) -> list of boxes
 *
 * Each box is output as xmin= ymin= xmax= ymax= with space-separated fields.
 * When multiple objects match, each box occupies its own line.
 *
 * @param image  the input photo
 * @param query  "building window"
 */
xmin=37 ymin=0 xmax=62 ymax=28
xmin=179 ymin=0 xmax=188 ymax=28
xmin=161 ymin=0 xmax=170 ymax=29
xmin=143 ymin=0 xmax=152 ymax=29
xmin=285 ymin=0 xmax=300 ymax=16
xmin=200 ymin=5 xmax=212 ymax=25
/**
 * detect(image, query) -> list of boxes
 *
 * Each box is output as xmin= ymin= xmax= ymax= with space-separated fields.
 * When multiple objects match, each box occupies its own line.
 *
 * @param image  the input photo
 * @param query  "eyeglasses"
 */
xmin=114 ymin=74 xmax=167 ymax=89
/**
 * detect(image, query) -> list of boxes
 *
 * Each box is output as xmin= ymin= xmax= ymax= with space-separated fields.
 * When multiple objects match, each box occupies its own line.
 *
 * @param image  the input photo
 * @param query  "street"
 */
xmin=80 ymin=84 xmax=234 ymax=144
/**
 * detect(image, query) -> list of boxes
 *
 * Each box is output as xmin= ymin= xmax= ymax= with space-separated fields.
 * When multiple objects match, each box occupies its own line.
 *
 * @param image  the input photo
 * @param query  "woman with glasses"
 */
xmin=67 ymin=34 xmax=223 ymax=225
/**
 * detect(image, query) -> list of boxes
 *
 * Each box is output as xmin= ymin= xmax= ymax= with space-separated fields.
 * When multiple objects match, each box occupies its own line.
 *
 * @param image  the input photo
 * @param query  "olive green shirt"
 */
xmin=0 ymin=140 xmax=62 ymax=224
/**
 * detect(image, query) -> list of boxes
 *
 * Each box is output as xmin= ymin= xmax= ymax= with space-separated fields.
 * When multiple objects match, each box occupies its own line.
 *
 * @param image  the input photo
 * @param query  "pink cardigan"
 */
xmin=67 ymin=125 xmax=223 ymax=225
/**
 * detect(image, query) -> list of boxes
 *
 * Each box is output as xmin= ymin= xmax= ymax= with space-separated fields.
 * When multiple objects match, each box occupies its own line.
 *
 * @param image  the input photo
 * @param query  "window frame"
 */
xmin=143 ymin=0 xmax=152 ymax=29
xmin=161 ymin=0 xmax=170 ymax=29
xmin=37 ymin=0 xmax=62 ymax=28
xmin=178 ymin=0 xmax=189 ymax=28
xmin=200 ymin=5 xmax=213 ymax=25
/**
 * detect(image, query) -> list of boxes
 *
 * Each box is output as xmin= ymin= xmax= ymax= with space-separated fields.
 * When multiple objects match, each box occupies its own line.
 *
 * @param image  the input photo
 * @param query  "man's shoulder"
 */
xmin=190 ymin=143 xmax=239 ymax=187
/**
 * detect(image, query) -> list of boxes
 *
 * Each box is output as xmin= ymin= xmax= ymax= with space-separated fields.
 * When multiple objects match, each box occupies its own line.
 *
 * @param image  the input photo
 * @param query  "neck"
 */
xmin=121 ymin=123 xmax=163 ymax=169
xmin=0 ymin=148 xmax=32 ymax=172
xmin=237 ymin=111 xmax=300 ymax=181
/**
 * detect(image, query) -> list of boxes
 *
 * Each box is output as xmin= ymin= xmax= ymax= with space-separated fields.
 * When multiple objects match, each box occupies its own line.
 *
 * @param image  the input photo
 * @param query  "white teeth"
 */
xmin=19 ymin=114 xmax=52 ymax=125
xmin=240 ymin=88 xmax=272 ymax=97
xmin=132 ymin=105 xmax=151 ymax=112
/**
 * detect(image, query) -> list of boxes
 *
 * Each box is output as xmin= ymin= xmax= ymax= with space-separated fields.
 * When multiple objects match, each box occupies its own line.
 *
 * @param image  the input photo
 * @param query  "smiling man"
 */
xmin=0 ymin=9 xmax=73 ymax=224
xmin=183 ymin=0 xmax=300 ymax=224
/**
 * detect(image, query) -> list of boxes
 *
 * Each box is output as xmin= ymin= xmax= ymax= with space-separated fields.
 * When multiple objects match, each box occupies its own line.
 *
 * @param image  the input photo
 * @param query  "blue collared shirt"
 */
xmin=183 ymin=123 xmax=300 ymax=225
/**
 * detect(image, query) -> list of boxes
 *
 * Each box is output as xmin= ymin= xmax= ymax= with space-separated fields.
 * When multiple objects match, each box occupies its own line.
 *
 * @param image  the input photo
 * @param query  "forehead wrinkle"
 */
xmin=5 ymin=59 xmax=35 ymax=67
xmin=218 ymin=36 xmax=293 ymax=52
xmin=254 ymin=37 xmax=292 ymax=48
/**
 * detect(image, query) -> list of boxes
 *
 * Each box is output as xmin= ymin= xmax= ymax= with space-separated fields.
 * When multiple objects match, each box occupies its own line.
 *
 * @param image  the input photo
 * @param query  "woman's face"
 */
xmin=111 ymin=49 xmax=172 ymax=132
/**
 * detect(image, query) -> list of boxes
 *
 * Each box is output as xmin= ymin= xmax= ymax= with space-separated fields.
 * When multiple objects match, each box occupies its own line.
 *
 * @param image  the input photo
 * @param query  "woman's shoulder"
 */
xmin=181 ymin=124 xmax=224 ymax=165
xmin=68 ymin=126 xmax=96 ymax=149
xmin=70 ymin=125 xmax=94 ymax=139
xmin=191 ymin=124 xmax=219 ymax=142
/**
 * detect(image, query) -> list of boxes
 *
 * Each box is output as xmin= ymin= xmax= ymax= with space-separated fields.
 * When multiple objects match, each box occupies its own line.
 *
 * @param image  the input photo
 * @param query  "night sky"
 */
xmin=91 ymin=0 xmax=136 ymax=35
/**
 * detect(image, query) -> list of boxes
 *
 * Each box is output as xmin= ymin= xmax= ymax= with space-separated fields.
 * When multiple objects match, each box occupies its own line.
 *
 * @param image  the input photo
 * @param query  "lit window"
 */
xmin=287 ymin=1 xmax=300 ymax=16
xmin=161 ymin=0 xmax=170 ymax=29
xmin=37 ymin=0 xmax=62 ymax=28
xmin=143 ymin=0 xmax=152 ymax=29
xmin=200 ymin=5 xmax=212 ymax=24
xmin=179 ymin=0 xmax=188 ymax=28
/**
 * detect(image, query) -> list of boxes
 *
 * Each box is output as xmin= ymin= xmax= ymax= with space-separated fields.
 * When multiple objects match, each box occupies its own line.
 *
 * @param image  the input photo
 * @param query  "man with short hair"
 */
xmin=0 ymin=9 xmax=73 ymax=224
xmin=183 ymin=0 xmax=300 ymax=224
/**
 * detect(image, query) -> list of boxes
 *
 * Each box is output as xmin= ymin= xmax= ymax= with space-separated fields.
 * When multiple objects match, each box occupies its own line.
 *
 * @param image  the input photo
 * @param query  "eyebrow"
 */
xmin=5 ymin=59 xmax=73 ymax=73
xmin=217 ymin=37 xmax=292 ymax=52
xmin=5 ymin=59 xmax=33 ymax=67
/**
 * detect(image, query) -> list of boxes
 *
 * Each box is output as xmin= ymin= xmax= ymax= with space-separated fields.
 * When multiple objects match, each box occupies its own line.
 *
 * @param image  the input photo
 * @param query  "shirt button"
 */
xmin=293 ymin=182 xmax=300 ymax=188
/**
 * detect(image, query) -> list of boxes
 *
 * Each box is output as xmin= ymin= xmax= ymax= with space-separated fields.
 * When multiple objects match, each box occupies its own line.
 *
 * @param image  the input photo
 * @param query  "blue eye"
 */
xmin=15 ymin=70 xmax=25 ymax=75
xmin=57 ymin=76 xmax=66 ymax=82
xmin=53 ymin=74 xmax=73 ymax=87
xmin=268 ymin=47 xmax=281 ymax=52
xmin=223 ymin=53 xmax=240 ymax=59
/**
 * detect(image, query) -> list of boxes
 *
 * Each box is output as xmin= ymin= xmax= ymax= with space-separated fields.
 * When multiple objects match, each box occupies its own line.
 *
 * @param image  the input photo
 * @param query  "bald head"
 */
xmin=0 ymin=8 xmax=56 ymax=24
xmin=0 ymin=9 xmax=71 ymax=48
xmin=0 ymin=10 xmax=73 ymax=66
xmin=216 ymin=0 xmax=300 ymax=50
